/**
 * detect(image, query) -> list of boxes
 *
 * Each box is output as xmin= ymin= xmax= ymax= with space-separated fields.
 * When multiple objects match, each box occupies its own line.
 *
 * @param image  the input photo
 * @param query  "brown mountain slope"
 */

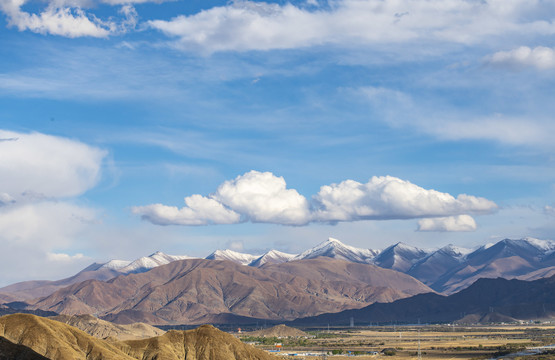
xmin=430 ymin=240 xmax=554 ymax=294
xmin=518 ymin=266 xmax=555 ymax=281
xmin=51 ymin=314 xmax=165 ymax=340
xmin=292 ymin=275 xmax=555 ymax=326
xmin=0 ymin=314 xmax=134 ymax=360
xmin=247 ymin=324 xmax=308 ymax=338
xmin=117 ymin=325 xmax=276 ymax=360
xmin=0 ymin=266 xmax=122 ymax=302
xmin=437 ymin=255 xmax=538 ymax=294
xmin=30 ymin=258 xmax=432 ymax=324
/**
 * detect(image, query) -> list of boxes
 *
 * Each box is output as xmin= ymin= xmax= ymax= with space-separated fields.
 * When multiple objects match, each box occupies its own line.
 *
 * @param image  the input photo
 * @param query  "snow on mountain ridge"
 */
xmin=439 ymin=244 xmax=472 ymax=258
xmin=249 ymin=250 xmax=297 ymax=267
xmin=523 ymin=237 xmax=555 ymax=252
xmin=293 ymin=237 xmax=379 ymax=263
xmin=99 ymin=259 xmax=132 ymax=271
xmin=119 ymin=251 xmax=194 ymax=274
xmin=372 ymin=242 xmax=432 ymax=272
xmin=205 ymin=249 xmax=260 ymax=265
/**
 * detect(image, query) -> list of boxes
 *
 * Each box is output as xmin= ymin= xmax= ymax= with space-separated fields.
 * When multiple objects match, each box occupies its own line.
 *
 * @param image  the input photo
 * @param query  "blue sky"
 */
xmin=1 ymin=0 xmax=555 ymax=285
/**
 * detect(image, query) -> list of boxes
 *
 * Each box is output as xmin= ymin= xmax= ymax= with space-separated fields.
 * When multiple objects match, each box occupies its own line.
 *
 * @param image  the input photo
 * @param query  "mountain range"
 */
xmin=26 ymin=257 xmax=431 ymax=324
xmin=291 ymin=274 xmax=555 ymax=326
xmin=1 ymin=237 xmax=555 ymax=326
xmin=2 ymin=236 xmax=554 ymax=303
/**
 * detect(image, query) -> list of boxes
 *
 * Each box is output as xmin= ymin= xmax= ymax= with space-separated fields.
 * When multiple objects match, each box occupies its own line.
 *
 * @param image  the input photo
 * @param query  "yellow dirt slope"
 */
xmin=0 ymin=314 xmax=276 ymax=360
xmin=119 ymin=325 xmax=276 ymax=360
xmin=51 ymin=314 xmax=165 ymax=340
xmin=0 ymin=313 xmax=134 ymax=359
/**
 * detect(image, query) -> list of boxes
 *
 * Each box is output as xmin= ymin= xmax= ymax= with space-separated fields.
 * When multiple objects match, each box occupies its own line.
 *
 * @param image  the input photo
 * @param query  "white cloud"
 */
xmin=46 ymin=252 xmax=88 ymax=262
xmin=0 ymin=201 xmax=97 ymax=247
xmin=212 ymin=171 xmax=311 ymax=225
xmin=0 ymin=130 xmax=106 ymax=200
xmin=0 ymin=130 xmax=105 ymax=284
xmin=312 ymin=176 xmax=496 ymax=222
xmin=148 ymin=0 xmax=555 ymax=53
xmin=0 ymin=0 xmax=112 ymax=37
xmin=132 ymin=195 xmax=241 ymax=225
xmin=487 ymin=46 xmax=555 ymax=70
xmin=133 ymin=171 xmax=311 ymax=226
xmin=134 ymin=171 xmax=496 ymax=226
xmin=417 ymin=215 xmax=477 ymax=232
xmin=0 ymin=0 xmax=142 ymax=37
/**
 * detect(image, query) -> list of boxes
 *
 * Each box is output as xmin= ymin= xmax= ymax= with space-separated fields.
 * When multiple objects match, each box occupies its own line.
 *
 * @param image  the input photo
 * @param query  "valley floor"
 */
xmin=242 ymin=324 xmax=555 ymax=360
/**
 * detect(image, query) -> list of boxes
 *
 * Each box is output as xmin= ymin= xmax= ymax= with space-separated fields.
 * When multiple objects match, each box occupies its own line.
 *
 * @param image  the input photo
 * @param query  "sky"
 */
xmin=1 ymin=0 xmax=555 ymax=286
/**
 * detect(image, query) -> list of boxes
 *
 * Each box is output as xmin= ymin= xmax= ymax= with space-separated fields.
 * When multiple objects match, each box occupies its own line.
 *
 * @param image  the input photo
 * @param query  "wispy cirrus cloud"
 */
xmin=0 ymin=0 xmax=139 ymax=37
xmin=353 ymin=86 xmax=555 ymax=149
xmin=149 ymin=0 xmax=555 ymax=53
xmin=132 ymin=170 xmax=496 ymax=228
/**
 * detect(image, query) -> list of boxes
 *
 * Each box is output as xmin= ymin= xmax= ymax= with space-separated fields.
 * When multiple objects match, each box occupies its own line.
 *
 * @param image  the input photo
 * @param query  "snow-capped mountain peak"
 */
xmin=293 ymin=237 xmax=379 ymax=264
xmin=523 ymin=237 xmax=555 ymax=252
xmin=205 ymin=249 xmax=259 ymax=265
xmin=99 ymin=259 xmax=132 ymax=271
xmin=439 ymin=244 xmax=472 ymax=258
xmin=373 ymin=242 xmax=430 ymax=272
xmin=249 ymin=250 xmax=297 ymax=267
xmin=119 ymin=252 xmax=194 ymax=274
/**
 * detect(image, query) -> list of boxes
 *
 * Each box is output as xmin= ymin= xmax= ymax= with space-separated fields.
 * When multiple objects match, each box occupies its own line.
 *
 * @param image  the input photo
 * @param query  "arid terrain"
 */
xmin=0 ymin=313 xmax=277 ymax=360
xmin=240 ymin=323 xmax=555 ymax=359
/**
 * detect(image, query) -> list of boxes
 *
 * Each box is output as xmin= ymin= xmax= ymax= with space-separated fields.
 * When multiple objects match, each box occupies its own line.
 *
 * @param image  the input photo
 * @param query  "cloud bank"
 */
xmin=0 ymin=130 xmax=106 ymax=200
xmin=417 ymin=215 xmax=477 ymax=232
xmin=3 ymin=0 xmax=555 ymax=51
xmin=133 ymin=170 xmax=497 ymax=229
xmin=0 ymin=130 xmax=105 ymax=279
xmin=149 ymin=0 xmax=555 ymax=53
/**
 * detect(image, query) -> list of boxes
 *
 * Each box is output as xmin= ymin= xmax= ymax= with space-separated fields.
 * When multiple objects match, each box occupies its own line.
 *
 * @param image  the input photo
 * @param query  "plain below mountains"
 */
xmin=27 ymin=257 xmax=431 ymax=325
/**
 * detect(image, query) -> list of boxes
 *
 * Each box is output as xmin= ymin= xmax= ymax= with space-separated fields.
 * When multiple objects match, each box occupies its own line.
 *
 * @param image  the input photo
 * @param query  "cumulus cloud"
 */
xmin=212 ymin=171 xmax=311 ymax=225
xmin=312 ymin=176 xmax=496 ymax=222
xmin=487 ymin=46 xmax=555 ymax=70
xmin=545 ymin=205 xmax=555 ymax=216
xmin=148 ymin=0 xmax=555 ymax=53
xmin=0 ymin=129 xmax=106 ymax=200
xmin=417 ymin=215 xmax=477 ymax=232
xmin=132 ymin=195 xmax=241 ymax=225
xmin=134 ymin=171 xmax=497 ymax=226
xmin=133 ymin=171 xmax=311 ymax=225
